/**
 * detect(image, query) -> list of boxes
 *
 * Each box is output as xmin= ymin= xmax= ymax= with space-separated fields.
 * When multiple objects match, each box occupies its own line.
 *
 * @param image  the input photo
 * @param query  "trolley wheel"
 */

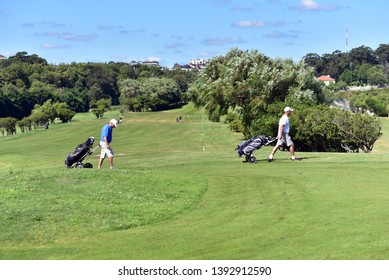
xmin=84 ymin=163 xmax=93 ymax=168
xmin=249 ymin=156 xmax=257 ymax=163
xmin=76 ymin=163 xmax=84 ymax=168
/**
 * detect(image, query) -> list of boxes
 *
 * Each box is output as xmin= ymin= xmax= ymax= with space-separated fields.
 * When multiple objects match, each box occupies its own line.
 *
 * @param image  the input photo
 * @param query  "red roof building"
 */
xmin=317 ymin=75 xmax=336 ymax=85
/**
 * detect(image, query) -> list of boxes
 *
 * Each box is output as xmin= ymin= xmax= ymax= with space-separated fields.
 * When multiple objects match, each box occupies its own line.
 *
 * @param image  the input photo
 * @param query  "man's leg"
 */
xmin=98 ymin=157 xmax=104 ymax=169
xmin=108 ymin=156 xmax=114 ymax=169
xmin=268 ymin=145 xmax=280 ymax=161
xmin=289 ymin=144 xmax=296 ymax=160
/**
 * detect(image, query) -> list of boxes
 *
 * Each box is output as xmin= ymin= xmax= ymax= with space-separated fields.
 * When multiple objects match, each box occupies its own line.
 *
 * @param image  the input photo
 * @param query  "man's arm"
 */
xmin=104 ymin=136 xmax=110 ymax=149
xmin=277 ymin=124 xmax=285 ymax=139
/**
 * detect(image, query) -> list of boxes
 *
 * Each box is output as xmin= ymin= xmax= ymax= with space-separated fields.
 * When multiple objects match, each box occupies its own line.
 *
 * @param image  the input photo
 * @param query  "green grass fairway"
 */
xmin=1 ymin=103 xmax=389 ymax=260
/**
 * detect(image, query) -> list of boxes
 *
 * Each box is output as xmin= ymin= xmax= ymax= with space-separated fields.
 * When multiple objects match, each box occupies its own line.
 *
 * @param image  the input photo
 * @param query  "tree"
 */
xmin=0 ymin=83 xmax=27 ymax=119
xmin=54 ymin=102 xmax=76 ymax=123
xmin=84 ymin=63 xmax=119 ymax=104
xmin=292 ymin=105 xmax=382 ymax=153
xmin=118 ymin=78 xmax=146 ymax=111
xmin=302 ymin=53 xmax=324 ymax=75
xmin=90 ymin=98 xmax=111 ymax=119
xmin=143 ymin=77 xmax=181 ymax=110
xmin=17 ymin=117 xmax=33 ymax=133
xmin=189 ymin=48 xmax=324 ymax=135
xmin=7 ymin=52 xmax=47 ymax=65
xmin=0 ymin=117 xmax=18 ymax=136
xmin=29 ymin=80 xmax=56 ymax=106
xmin=119 ymin=77 xmax=181 ymax=111
xmin=375 ymin=44 xmax=389 ymax=64
xmin=39 ymin=99 xmax=57 ymax=124
xmin=29 ymin=104 xmax=49 ymax=128
xmin=354 ymin=63 xmax=373 ymax=85
xmin=348 ymin=45 xmax=378 ymax=66
xmin=367 ymin=65 xmax=386 ymax=86
xmin=321 ymin=50 xmax=349 ymax=80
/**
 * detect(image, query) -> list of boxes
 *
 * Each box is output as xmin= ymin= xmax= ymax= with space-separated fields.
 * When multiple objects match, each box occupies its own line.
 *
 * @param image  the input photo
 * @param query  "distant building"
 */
xmin=141 ymin=60 xmax=160 ymax=67
xmin=129 ymin=58 xmax=207 ymax=71
xmin=189 ymin=58 xmax=206 ymax=69
xmin=130 ymin=60 xmax=160 ymax=67
xmin=175 ymin=58 xmax=207 ymax=71
xmin=317 ymin=75 xmax=336 ymax=86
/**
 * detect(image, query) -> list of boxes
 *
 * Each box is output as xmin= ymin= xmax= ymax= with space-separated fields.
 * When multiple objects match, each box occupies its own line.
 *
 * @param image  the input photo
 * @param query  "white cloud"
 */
xmin=263 ymin=30 xmax=299 ymax=39
xmin=296 ymin=0 xmax=338 ymax=11
xmin=232 ymin=20 xmax=285 ymax=28
xmin=39 ymin=31 xmax=97 ymax=41
xmin=164 ymin=42 xmax=185 ymax=49
xmin=233 ymin=21 xmax=266 ymax=28
xmin=232 ymin=5 xmax=252 ymax=12
xmin=41 ymin=43 xmax=72 ymax=49
xmin=301 ymin=0 xmax=320 ymax=10
xmin=146 ymin=56 xmax=160 ymax=62
xmin=201 ymin=37 xmax=245 ymax=46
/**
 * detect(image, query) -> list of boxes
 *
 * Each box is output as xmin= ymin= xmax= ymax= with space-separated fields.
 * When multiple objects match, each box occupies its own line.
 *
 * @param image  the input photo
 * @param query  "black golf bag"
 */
xmin=65 ymin=137 xmax=96 ymax=168
xmin=237 ymin=135 xmax=276 ymax=163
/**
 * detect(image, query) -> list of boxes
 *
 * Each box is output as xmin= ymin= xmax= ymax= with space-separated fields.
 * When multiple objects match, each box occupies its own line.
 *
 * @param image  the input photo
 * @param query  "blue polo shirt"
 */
xmin=100 ymin=123 xmax=113 ymax=143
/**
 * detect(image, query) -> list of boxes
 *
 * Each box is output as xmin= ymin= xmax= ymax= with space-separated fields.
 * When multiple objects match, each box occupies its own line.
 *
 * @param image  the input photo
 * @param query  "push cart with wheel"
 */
xmin=65 ymin=137 xmax=99 ymax=168
xmin=236 ymin=135 xmax=276 ymax=163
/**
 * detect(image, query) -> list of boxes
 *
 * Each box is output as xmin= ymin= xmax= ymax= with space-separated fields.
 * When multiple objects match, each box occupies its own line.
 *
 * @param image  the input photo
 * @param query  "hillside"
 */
xmin=0 ymin=104 xmax=389 ymax=260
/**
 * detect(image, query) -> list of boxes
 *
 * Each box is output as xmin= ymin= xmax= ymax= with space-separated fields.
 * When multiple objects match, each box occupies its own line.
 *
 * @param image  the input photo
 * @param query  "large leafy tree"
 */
xmin=321 ymin=50 xmax=349 ymax=80
xmin=118 ymin=78 xmax=146 ymax=111
xmin=302 ymin=53 xmax=324 ymax=75
xmin=189 ymin=48 xmax=324 ymax=134
xmin=375 ymin=44 xmax=389 ymax=64
xmin=119 ymin=77 xmax=181 ymax=111
xmin=143 ymin=77 xmax=181 ymax=110
xmin=348 ymin=45 xmax=378 ymax=66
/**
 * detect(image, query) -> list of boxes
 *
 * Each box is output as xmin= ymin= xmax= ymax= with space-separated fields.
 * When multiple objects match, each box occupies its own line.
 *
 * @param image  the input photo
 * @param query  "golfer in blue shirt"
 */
xmin=98 ymin=119 xmax=118 ymax=169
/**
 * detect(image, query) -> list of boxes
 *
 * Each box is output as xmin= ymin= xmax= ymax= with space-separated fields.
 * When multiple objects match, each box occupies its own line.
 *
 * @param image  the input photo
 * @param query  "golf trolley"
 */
xmin=236 ymin=135 xmax=276 ymax=163
xmin=65 ymin=136 xmax=99 ymax=168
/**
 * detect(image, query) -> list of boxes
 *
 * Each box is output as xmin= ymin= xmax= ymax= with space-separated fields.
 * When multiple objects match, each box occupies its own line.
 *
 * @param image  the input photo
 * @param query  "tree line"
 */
xmin=0 ymin=51 xmax=197 ymax=134
xmin=303 ymin=44 xmax=389 ymax=88
xmin=0 ymin=51 xmax=197 ymax=120
xmin=188 ymin=48 xmax=382 ymax=153
xmin=1 ymin=47 xmax=386 ymax=152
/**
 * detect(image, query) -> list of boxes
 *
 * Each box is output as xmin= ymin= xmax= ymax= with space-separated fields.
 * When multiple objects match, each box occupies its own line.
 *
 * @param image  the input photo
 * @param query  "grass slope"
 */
xmin=0 ymin=104 xmax=389 ymax=260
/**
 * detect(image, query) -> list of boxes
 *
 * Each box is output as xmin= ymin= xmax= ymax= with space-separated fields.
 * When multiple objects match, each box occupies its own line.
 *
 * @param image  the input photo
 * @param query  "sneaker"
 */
xmin=110 ymin=166 xmax=117 ymax=170
xmin=291 ymin=156 xmax=296 ymax=161
xmin=268 ymin=156 xmax=273 ymax=162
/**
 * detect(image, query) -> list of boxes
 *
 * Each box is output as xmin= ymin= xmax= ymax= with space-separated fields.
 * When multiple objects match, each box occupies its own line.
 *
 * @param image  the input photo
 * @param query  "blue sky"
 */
xmin=1 ymin=0 xmax=388 ymax=67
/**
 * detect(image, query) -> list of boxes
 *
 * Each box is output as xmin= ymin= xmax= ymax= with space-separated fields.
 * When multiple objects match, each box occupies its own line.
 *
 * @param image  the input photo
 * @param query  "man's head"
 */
xmin=109 ymin=119 xmax=118 ymax=128
xmin=284 ymin=106 xmax=293 ymax=115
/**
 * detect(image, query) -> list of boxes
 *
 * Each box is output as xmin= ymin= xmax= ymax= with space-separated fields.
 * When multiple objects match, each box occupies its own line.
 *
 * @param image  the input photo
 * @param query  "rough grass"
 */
xmin=1 ymin=104 xmax=389 ymax=260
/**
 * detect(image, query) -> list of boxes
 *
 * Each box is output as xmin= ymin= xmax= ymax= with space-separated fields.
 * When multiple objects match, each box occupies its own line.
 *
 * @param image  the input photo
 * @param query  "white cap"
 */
xmin=110 ymin=119 xmax=118 ymax=127
xmin=284 ymin=106 xmax=293 ymax=112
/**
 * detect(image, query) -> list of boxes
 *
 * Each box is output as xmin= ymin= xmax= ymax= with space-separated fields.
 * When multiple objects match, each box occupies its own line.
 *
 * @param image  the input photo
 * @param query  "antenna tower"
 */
xmin=345 ymin=25 xmax=349 ymax=53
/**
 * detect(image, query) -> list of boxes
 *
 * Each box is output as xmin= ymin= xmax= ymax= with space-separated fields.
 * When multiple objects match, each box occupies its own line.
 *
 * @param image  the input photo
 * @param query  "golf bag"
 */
xmin=65 ymin=136 xmax=96 ymax=168
xmin=237 ymin=135 xmax=276 ymax=163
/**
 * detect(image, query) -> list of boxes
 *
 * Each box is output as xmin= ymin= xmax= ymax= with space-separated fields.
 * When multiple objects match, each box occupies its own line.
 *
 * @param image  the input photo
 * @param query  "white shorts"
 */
xmin=276 ymin=132 xmax=294 ymax=147
xmin=100 ymin=141 xmax=114 ymax=158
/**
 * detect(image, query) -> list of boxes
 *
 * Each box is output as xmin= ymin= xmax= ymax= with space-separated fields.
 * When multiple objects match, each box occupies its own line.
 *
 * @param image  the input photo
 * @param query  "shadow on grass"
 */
xmin=240 ymin=156 xmax=317 ymax=163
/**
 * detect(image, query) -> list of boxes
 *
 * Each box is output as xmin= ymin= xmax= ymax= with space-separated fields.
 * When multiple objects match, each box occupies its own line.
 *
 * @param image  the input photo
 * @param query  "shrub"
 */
xmin=293 ymin=105 xmax=382 ymax=153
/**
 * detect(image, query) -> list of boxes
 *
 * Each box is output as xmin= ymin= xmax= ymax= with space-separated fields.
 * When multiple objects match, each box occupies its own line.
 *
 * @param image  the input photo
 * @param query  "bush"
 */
xmin=224 ymin=112 xmax=243 ymax=132
xmin=0 ymin=117 xmax=18 ymax=136
xmin=293 ymin=105 xmax=382 ymax=153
